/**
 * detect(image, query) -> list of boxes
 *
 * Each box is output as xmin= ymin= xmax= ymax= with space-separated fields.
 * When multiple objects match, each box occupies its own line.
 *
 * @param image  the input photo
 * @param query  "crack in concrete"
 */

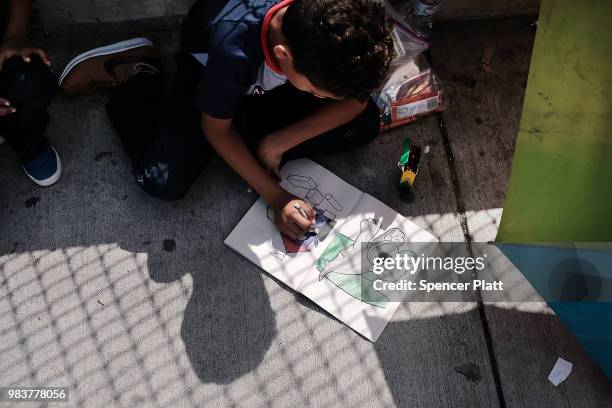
xmin=435 ymin=108 xmax=507 ymax=407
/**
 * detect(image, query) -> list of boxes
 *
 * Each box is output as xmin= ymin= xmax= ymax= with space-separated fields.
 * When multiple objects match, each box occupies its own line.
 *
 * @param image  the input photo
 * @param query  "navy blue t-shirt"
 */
xmin=181 ymin=0 xmax=289 ymax=119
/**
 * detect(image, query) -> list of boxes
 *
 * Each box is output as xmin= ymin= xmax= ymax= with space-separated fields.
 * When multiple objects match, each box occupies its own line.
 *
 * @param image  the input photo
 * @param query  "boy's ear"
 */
xmin=273 ymin=44 xmax=292 ymax=61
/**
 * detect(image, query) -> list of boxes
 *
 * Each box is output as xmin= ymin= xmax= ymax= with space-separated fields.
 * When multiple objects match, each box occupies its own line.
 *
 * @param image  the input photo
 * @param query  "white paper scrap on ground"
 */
xmin=225 ymin=159 xmax=437 ymax=341
xmin=548 ymin=357 xmax=573 ymax=386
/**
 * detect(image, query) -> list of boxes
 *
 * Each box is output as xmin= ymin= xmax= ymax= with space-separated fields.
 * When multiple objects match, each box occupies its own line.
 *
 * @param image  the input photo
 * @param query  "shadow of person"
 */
xmin=115 ymin=155 xmax=278 ymax=384
xmin=146 ymin=241 xmax=277 ymax=384
xmin=0 ymin=98 xmax=278 ymax=387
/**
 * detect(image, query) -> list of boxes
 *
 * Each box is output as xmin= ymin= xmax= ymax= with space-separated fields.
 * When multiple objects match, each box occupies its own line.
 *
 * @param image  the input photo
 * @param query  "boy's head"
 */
xmin=274 ymin=0 xmax=394 ymax=101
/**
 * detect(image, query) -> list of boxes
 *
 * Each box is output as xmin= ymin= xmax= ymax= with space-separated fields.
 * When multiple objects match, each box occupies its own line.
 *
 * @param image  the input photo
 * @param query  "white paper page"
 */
xmin=298 ymin=193 xmax=438 ymax=341
xmin=279 ymin=159 xmax=361 ymax=223
xmin=224 ymin=159 xmax=364 ymax=290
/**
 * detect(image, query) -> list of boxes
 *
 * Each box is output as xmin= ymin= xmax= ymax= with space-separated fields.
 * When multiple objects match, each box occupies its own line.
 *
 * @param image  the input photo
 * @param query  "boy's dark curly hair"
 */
xmin=282 ymin=0 xmax=394 ymax=101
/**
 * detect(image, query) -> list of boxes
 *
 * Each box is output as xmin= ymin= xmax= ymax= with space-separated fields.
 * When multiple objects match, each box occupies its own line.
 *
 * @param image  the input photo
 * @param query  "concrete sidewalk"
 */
xmin=0 ymin=9 xmax=610 ymax=408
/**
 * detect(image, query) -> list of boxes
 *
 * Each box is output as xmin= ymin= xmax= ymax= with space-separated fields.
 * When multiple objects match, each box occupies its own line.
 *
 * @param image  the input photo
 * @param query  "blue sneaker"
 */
xmin=22 ymin=146 xmax=62 ymax=187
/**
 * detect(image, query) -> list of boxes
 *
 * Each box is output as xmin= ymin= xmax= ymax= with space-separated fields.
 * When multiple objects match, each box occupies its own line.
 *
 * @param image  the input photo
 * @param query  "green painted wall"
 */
xmin=497 ymin=0 xmax=612 ymax=242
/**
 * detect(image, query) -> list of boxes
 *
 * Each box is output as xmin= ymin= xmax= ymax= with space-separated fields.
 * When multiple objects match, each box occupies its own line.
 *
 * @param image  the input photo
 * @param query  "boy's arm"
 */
xmin=257 ymin=98 xmax=368 ymax=176
xmin=0 ymin=0 xmax=51 ymax=71
xmin=201 ymin=113 xmax=316 ymax=239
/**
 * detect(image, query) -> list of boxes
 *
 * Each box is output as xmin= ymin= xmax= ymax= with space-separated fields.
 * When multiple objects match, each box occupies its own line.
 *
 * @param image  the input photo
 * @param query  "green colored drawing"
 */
xmin=314 ymin=219 xmax=412 ymax=309
xmin=325 ymin=272 xmax=389 ymax=308
xmin=315 ymin=233 xmax=354 ymax=273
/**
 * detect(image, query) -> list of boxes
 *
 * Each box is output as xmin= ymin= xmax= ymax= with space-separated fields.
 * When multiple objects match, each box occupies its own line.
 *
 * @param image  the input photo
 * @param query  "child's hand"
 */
xmin=257 ymin=134 xmax=285 ymax=178
xmin=271 ymin=190 xmax=316 ymax=239
xmin=0 ymin=37 xmax=52 ymax=71
xmin=0 ymin=98 xmax=16 ymax=116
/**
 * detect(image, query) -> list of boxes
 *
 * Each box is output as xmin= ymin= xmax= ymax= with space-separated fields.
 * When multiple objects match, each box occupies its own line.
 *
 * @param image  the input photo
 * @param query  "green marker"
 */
xmin=398 ymin=137 xmax=421 ymax=199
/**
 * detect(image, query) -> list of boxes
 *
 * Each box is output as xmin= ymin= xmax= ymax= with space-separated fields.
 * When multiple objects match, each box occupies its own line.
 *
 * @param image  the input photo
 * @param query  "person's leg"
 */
xmin=106 ymin=54 xmax=213 ymax=200
xmin=60 ymin=39 xmax=213 ymax=200
xmin=0 ymin=56 xmax=61 ymax=185
xmin=104 ymin=63 xmax=163 ymax=165
xmin=236 ymin=83 xmax=380 ymax=159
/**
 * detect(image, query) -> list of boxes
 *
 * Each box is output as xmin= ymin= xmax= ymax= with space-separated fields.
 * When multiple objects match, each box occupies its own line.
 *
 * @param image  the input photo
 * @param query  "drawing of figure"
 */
xmin=316 ymin=218 xmax=381 ymax=274
xmin=315 ymin=219 xmax=414 ymax=308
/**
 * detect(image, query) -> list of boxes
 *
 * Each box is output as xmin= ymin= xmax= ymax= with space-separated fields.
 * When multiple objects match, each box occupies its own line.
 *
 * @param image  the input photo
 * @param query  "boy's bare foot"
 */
xmin=59 ymin=38 xmax=160 ymax=95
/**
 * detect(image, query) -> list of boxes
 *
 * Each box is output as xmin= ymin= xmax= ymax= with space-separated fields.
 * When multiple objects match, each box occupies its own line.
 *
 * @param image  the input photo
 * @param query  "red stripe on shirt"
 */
xmin=261 ymin=0 xmax=294 ymax=75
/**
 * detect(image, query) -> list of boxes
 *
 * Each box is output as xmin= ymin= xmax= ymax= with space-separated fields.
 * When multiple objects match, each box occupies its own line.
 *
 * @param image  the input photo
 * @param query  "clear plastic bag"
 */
xmin=388 ymin=20 xmax=430 ymax=66
xmin=374 ymin=55 xmax=444 ymax=131
xmin=372 ymin=3 xmax=444 ymax=131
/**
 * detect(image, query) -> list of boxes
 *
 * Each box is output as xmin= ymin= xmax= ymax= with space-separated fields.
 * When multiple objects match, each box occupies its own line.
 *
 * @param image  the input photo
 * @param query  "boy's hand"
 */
xmin=0 ymin=98 xmax=16 ymax=116
xmin=272 ymin=189 xmax=316 ymax=239
xmin=257 ymin=134 xmax=285 ymax=178
xmin=0 ymin=36 xmax=52 ymax=71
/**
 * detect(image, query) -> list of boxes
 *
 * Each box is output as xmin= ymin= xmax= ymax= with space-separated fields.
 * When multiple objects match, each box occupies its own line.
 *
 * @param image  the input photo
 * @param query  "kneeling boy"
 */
xmin=59 ymin=0 xmax=394 ymax=238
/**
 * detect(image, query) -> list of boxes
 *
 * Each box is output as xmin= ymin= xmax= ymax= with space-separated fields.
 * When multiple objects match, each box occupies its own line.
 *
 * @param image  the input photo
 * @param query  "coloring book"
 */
xmin=225 ymin=159 xmax=437 ymax=341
